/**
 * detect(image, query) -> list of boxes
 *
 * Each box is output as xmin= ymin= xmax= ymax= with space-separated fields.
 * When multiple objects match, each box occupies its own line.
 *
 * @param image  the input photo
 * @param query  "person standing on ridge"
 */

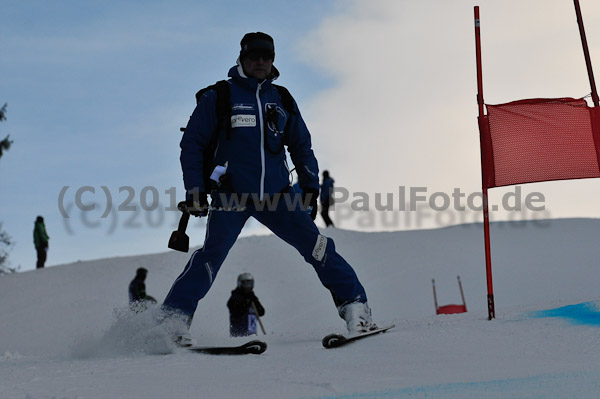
xmin=161 ymin=32 xmax=376 ymax=345
xmin=33 ymin=216 xmax=49 ymax=269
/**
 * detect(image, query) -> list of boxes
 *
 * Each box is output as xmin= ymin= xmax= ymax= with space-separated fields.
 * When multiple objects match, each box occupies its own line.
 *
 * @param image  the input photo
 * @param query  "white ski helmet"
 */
xmin=237 ymin=272 xmax=254 ymax=288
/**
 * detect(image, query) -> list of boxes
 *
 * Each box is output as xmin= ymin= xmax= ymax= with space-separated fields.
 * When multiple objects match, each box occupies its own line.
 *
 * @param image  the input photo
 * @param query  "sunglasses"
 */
xmin=246 ymin=52 xmax=274 ymax=62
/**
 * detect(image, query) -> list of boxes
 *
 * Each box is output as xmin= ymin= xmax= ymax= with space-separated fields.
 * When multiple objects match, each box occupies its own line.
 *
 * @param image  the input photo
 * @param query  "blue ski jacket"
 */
xmin=180 ymin=62 xmax=319 ymax=200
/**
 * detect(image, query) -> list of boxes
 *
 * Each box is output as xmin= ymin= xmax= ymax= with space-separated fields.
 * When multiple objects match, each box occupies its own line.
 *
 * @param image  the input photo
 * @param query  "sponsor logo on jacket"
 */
xmin=312 ymin=235 xmax=328 ymax=262
xmin=231 ymin=114 xmax=256 ymax=128
xmin=232 ymin=104 xmax=255 ymax=111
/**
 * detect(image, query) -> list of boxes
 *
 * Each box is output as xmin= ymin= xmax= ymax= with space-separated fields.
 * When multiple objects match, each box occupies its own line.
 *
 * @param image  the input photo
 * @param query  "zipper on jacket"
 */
xmin=256 ymin=82 xmax=265 ymax=201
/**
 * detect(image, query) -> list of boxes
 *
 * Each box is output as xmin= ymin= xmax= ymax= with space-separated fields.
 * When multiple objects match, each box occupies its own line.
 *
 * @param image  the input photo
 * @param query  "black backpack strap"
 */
xmin=273 ymin=84 xmax=297 ymax=141
xmin=190 ymin=80 xmax=232 ymax=190
xmin=273 ymin=84 xmax=297 ymax=116
xmin=195 ymin=80 xmax=229 ymax=105
xmin=195 ymin=80 xmax=232 ymax=139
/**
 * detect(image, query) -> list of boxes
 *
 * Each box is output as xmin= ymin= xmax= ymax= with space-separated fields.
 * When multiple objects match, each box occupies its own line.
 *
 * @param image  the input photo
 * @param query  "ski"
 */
xmin=322 ymin=325 xmax=395 ymax=349
xmin=187 ymin=340 xmax=267 ymax=355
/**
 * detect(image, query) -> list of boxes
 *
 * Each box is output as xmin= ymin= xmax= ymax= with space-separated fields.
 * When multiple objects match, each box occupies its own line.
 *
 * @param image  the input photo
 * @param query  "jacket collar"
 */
xmin=228 ymin=58 xmax=280 ymax=90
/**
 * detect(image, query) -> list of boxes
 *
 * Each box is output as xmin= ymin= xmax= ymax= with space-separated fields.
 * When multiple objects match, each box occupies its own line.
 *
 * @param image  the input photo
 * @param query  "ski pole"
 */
xmin=432 ymin=279 xmax=439 ymax=314
xmin=457 ymin=275 xmax=467 ymax=311
xmin=251 ymin=302 xmax=267 ymax=335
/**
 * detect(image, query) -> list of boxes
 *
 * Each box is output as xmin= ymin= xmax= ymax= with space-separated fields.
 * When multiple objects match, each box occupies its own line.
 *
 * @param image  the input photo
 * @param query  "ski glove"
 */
xmin=186 ymin=192 xmax=209 ymax=217
xmin=302 ymin=188 xmax=319 ymax=220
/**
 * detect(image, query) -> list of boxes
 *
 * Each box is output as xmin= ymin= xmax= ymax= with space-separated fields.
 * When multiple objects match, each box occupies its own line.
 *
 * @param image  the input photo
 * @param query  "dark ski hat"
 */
xmin=136 ymin=267 xmax=148 ymax=276
xmin=240 ymin=32 xmax=275 ymax=60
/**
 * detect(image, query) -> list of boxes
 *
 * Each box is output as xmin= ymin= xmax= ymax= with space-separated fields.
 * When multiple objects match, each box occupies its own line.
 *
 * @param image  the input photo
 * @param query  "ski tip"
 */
xmin=242 ymin=340 xmax=268 ymax=354
xmin=322 ymin=333 xmax=347 ymax=349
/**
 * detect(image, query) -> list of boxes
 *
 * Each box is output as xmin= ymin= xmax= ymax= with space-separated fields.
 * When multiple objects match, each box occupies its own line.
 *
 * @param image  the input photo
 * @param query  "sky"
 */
xmin=2 ymin=0 xmax=600 ymax=272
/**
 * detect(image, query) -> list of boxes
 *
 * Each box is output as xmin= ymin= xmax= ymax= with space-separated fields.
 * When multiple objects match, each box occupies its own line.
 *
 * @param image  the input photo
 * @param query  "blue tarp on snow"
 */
xmin=530 ymin=301 xmax=600 ymax=326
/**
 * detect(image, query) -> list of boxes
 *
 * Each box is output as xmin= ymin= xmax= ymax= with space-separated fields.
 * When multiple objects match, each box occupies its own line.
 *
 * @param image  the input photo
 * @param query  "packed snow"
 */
xmin=1 ymin=218 xmax=600 ymax=398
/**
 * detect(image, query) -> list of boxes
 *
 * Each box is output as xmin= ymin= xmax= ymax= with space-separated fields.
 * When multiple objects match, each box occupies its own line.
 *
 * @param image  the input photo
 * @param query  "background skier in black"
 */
xmin=320 ymin=170 xmax=335 ymax=227
xmin=33 ymin=216 xmax=49 ymax=269
xmin=227 ymin=273 xmax=265 ymax=337
xmin=129 ymin=267 xmax=156 ymax=311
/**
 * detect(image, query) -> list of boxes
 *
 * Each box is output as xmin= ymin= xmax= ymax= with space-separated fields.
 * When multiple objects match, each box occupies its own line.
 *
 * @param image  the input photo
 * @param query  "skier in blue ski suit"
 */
xmin=162 ymin=32 xmax=375 ymax=336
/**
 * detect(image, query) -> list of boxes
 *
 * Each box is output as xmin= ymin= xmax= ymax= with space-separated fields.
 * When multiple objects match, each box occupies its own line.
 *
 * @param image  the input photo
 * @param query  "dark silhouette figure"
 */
xmin=227 ymin=273 xmax=265 ymax=336
xmin=33 ymin=216 xmax=49 ymax=269
xmin=129 ymin=267 xmax=157 ymax=312
xmin=320 ymin=170 xmax=335 ymax=227
xmin=161 ymin=32 xmax=374 ymax=341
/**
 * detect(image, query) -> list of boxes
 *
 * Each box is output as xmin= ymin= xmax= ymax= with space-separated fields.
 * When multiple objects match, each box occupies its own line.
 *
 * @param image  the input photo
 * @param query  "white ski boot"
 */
xmin=339 ymin=302 xmax=378 ymax=334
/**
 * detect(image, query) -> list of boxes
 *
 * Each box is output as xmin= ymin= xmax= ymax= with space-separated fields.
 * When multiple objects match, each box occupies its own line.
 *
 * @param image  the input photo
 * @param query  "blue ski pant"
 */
xmin=162 ymin=193 xmax=367 ymax=318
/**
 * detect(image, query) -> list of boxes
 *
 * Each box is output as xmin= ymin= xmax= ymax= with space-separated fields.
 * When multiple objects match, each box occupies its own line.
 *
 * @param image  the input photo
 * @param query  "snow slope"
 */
xmin=1 ymin=219 xmax=600 ymax=398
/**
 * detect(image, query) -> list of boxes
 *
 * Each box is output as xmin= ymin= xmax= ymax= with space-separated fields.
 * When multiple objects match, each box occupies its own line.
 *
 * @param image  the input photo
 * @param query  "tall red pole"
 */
xmin=574 ymin=0 xmax=600 ymax=107
xmin=475 ymin=7 xmax=485 ymax=118
xmin=475 ymin=6 xmax=495 ymax=320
